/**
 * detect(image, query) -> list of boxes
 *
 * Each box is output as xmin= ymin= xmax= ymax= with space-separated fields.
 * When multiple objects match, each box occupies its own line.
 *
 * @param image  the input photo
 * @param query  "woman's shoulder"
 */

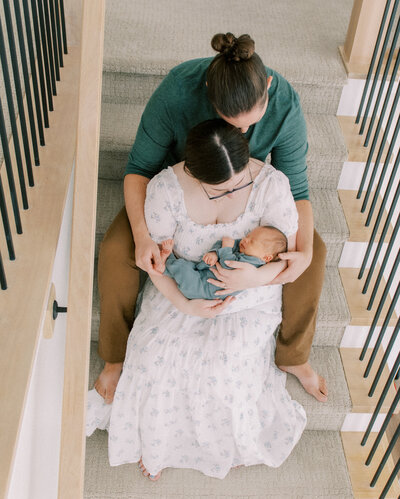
xmin=252 ymin=162 xmax=292 ymax=202
xmin=254 ymin=161 xmax=288 ymax=185
xmin=147 ymin=166 xmax=176 ymax=188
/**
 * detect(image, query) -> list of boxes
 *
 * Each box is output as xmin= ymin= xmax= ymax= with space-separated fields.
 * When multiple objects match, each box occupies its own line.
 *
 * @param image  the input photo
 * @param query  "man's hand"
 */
xmin=269 ymin=249 xmax=312 ymax=285
xmin=135 ymin=236 xmax=164 ymax=275
xmin=183 ymin=296 xmax=235 ymax=317
xmin=207 ymin=261 xmax=261 ymax=296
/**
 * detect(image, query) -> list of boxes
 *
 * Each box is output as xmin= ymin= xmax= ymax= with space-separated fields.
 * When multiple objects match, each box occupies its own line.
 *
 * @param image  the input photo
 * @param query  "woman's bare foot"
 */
xmin=157 ymin=239 xmax=174 ymax=272
xmin=278 ymin=362 xmax=328 ymax=403
xmin=138 ymin=458 xmax=162 ymax=481
xmin=94 ymin=362 xmax=123 ymax=404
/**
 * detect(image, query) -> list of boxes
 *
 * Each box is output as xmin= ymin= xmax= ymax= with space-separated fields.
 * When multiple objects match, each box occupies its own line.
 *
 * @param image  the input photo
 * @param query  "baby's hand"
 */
xmin=221 ymin=236 xmax=235 ymax=248
xmin=203 ymin=251 xmax=218 ymax=266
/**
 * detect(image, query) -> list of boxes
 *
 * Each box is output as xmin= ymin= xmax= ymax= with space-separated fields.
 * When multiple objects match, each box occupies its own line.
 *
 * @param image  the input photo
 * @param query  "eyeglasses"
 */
xmin=200 ymin=168 xmax=253 ymax=200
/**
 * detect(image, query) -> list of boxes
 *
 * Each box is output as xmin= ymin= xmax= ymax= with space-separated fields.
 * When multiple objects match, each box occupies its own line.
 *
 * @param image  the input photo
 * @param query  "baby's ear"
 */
xmin=263 ymin=254 xmax=273 ymax=263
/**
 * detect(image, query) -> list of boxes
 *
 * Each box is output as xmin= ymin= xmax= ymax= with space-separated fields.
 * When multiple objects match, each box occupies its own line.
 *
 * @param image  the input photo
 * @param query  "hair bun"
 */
xmin=211 ymin=33 xmax=255 ymax=62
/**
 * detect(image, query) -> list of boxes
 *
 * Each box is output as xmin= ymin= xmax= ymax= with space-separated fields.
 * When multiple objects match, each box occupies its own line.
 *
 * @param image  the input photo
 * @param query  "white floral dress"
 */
xmin=86 ymin=164 xmax=307 ymax=479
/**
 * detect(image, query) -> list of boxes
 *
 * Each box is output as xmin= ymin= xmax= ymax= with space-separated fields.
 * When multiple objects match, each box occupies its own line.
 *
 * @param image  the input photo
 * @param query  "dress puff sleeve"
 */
xmin=144 ymin=169 xmax=178 ymax=243
xmin=258 ymin=167 xmax=299 ymax=238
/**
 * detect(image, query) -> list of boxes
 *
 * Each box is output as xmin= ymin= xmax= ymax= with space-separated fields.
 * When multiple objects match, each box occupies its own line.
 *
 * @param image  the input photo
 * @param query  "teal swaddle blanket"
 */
xmin=163 ymin=239 xmax=265 ymax=300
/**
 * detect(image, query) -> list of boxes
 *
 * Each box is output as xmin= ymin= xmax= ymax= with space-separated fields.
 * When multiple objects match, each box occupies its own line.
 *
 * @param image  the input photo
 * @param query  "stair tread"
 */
xmin=103 ymin=0 xmax=351 ymax=89
xmin=99 ymin=103 xmax=348 ymax=166
xmin=85 ymin=427 xmax=352 ymax=498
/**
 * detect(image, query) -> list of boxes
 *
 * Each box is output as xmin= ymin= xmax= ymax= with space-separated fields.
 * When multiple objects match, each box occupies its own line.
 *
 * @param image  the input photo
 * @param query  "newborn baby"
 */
xmin=158 ymin=226 xmax=287 ymax=300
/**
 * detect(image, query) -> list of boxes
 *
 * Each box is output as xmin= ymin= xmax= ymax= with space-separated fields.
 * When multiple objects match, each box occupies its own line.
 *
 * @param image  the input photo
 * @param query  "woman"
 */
xmin=96 ymin=33 xmax=328 ymax=406
xmin=87 ymin=119 xmax=307 ymax=480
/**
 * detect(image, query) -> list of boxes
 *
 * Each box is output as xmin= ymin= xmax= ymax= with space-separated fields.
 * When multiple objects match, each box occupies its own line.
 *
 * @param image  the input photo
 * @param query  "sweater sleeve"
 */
xmin=125 ymin=75 xmax=176 ymax=178
xmin=270 ymin=90 xmax=309 ymax=201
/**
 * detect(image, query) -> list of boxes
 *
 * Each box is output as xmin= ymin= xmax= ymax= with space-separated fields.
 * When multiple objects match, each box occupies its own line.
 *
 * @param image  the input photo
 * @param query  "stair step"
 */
xmin=310 ymin=187 xmax=349 ymax=267
xmin=102 ymin=0 xmax=351 ymax=112
xmin=99 ymin=105 xmax=347 ymax=189
xmin=85 ymin=426 xmax=352 ymax=498
xmin=102 ymin=70 xmax=343 ymax=118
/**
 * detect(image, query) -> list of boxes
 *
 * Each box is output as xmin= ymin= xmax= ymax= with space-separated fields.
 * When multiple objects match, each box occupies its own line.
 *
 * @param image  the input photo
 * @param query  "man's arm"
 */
xmin=269 ymin=199 xmax=313 ymax=284
xmin=124 ymin=174 xmax=163 ymax=274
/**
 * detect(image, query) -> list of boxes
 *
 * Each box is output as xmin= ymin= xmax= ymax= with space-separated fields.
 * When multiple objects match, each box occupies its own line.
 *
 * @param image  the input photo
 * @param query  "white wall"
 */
xmin=7 ymin=169 xmax=74 ymax=499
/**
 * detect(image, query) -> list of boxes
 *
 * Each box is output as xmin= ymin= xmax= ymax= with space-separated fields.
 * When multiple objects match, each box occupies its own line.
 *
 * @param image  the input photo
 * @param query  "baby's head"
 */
xmin=239 ymin=226 xmax=287 ymax=262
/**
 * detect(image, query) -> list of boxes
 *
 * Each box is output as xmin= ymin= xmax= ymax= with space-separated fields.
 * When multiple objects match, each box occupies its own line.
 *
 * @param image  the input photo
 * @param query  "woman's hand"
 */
xmin=135 ymin=236 xmax=164 ymax=275
xmin=207 ymin=261 xmax=261 ymax=296
xmin=269 ymin=249 xmax=312 ymax=285
xmin=183 ymin=296 xmax=236 ymax=317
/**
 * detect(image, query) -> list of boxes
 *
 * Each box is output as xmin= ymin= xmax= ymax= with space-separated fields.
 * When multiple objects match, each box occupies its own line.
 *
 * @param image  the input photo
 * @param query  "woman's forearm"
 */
xmin=150 ymin=273 xmax=189 ymax=312
xmin=257 ymin=260 xmax=287 ymax=285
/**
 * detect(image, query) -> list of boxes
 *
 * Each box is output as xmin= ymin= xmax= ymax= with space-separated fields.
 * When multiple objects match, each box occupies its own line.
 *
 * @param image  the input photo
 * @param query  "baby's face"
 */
xmin=239 ymin=227 xmax=275 ymax=260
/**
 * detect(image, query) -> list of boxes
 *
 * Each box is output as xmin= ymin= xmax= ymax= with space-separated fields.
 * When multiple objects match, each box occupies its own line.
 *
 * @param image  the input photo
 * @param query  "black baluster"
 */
xmin=359 ymin=60 xmax=400 ymax=206
xmin=2 ymin=2 xmax=34 ymax=187
xmin=36 ymin=0 xmax=55 ymax=103
xmin=364 ymin=16 xmax=400 ymax=147
xmin=59 ymin=0 xmax=68 ymax=54
xmin=360 ymin=0 xmax=400 ymax=135
xmin=356 ymin=0 xmax=393 ymax=124
xmin=22 ymin=0 xmax=45 ymax=145
xmin=0 ymin=249 xmax=7 ymax=290
xmin=42 ymin=0 xmax=57 ymax=95
xmin=379 ymin=456 xmax=400 ymax=499
xmin=364 ymin=281 xmax=400 ymax=378
xmin=49 ymin=0 xmax=60 ymax=80
xmin=364 ymin=199 xmax=400 ymax=303
xmin=0 ymin=98 xmax=22 ymax=234
xmin=358 ymin=147 xmax=400 ymax=279
xmin=368 ymin=317 xmax=400 ymax=397
xmin=13 ymin=0 xmax=40 ymax=166
xmin=54 ymin=0 xmax=63 ymax=67
xmin=370 ymin=424 xmax=400 ymax=486
xmin=30 ymin=0 xmax=52 ymax=120
xmin=366 ymin=154 xmax=400 ymax=229
xmin=0 ymin=176 xmax=15 ymax=260
xmin=366 ymin=378 xmax=400 ymax=465
xmin=362 ymin=352 xmax=400 ymax=444
xmin=360 ymin=250 xmax=400 ymax=361
xmin=0 ymin=19 xmax=29 ymax=205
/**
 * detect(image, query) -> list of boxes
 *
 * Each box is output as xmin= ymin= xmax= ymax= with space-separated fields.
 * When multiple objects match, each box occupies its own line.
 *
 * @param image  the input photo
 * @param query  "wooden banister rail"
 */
xmin=0 ymin=48 xmax=81 ymax=499
xmin=58 ymin=1 xmax=105 ymax=498
xmin=340 ymin=0 xmax=390 ymax=77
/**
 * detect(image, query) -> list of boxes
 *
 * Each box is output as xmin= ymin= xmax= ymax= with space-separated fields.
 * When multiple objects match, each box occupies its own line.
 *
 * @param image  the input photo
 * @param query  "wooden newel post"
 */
xmin=340 ymin=0 xmax=389 ymax=77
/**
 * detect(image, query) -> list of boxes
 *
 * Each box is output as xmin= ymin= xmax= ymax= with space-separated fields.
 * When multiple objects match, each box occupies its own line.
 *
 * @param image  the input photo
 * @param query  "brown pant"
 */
xmin=98 ymin=207 xmax=327 ymax=365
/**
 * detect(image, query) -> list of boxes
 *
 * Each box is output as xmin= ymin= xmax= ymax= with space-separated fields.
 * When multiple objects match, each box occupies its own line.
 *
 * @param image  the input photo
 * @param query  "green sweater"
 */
xmin=125 ymin=57 xmax=309 ymax=201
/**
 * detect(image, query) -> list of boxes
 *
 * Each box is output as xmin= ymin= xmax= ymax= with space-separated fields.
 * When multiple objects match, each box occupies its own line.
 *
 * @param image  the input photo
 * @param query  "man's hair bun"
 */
xmin=211 ymin=33 xmax=255 ymax=62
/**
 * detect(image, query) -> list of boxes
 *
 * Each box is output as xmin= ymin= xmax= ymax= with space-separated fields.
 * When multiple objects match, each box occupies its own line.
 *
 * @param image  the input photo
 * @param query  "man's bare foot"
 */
xmin=278 ymin=362 xmax=328 ymax=403
xmin=94 ymin=361 xmax=123 ymax=404
xmin=158 ymin=239 xmax=174 ymax=272
xmin=138 ymin=458 xmax=162 ymax=481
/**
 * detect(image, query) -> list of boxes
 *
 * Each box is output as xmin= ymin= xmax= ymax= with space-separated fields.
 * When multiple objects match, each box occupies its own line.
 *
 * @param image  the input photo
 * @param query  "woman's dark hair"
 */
xmin=206 ymin=33 xmax=268 ymax=118
xmin=184 ymin=119 xmax=249 ymax=184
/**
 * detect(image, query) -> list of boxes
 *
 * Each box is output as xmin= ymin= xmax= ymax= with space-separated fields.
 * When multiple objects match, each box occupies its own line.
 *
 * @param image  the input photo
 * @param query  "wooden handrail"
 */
xmin=0 ymin=48 xmax=81 ymax=498
xmin=58 ymin=1 xmax=105 ymax=498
